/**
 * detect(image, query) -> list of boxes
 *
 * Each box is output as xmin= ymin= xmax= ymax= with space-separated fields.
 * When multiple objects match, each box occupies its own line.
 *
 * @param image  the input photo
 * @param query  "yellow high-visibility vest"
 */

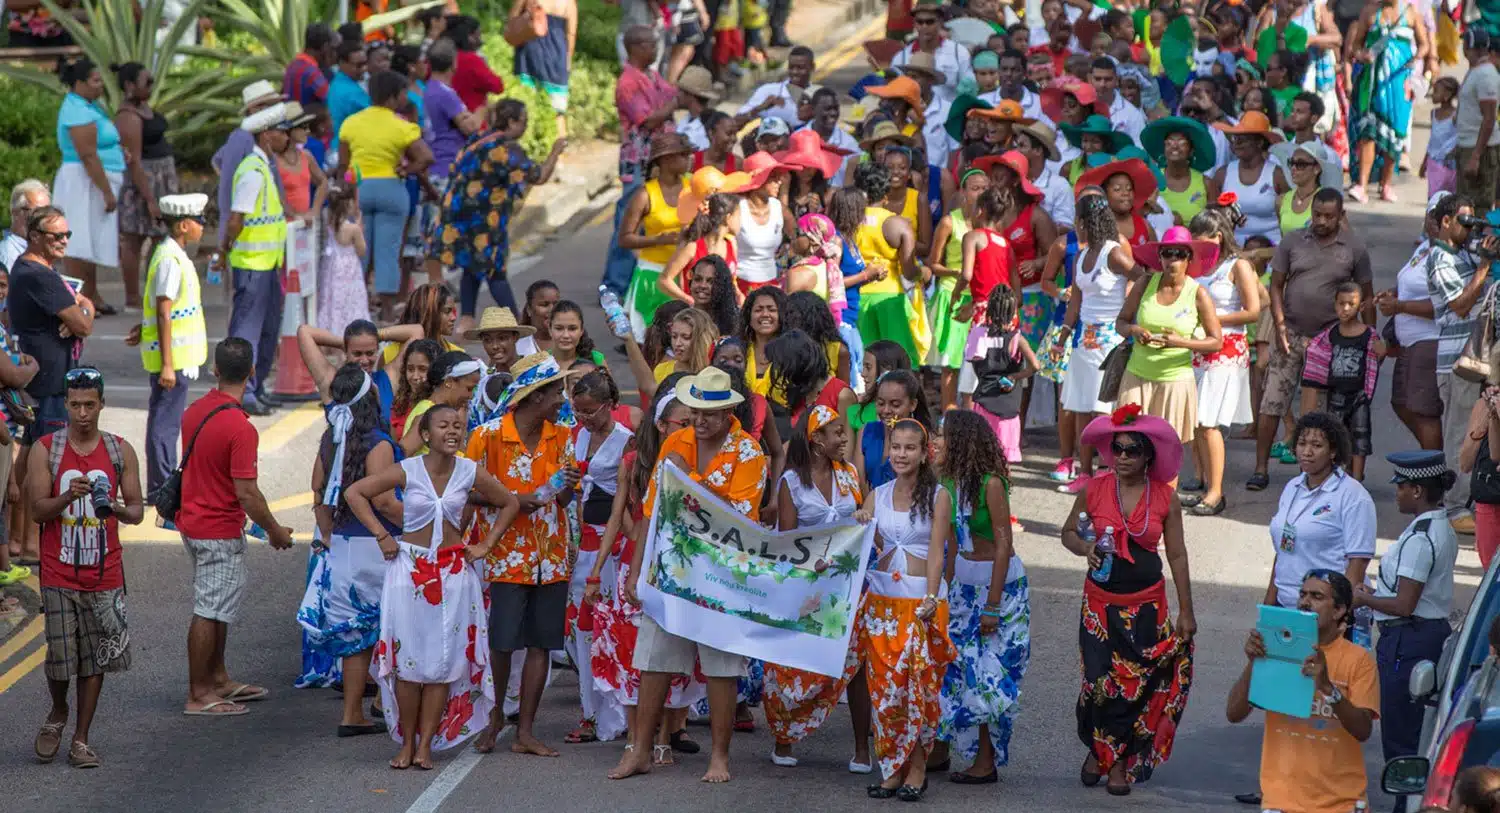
xmin=227 ymin=151 xmax=286 ymax=271
xmin=140 ymin=237 xmax=208 ymax=374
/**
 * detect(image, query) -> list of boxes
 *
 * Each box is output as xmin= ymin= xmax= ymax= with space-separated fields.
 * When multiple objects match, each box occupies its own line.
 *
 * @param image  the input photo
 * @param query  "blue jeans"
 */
xmin=600 ymin=179 xmax=642 ymax=297
xmin=460 ymin=271 xmax=518 ymax=317
xmin=145 ymin=372 xmax=190 ymax=494
xmin=228 ymin=267 xmax=283 ymax=404
xmin=359 ymin=177 xmax=411 ymax=294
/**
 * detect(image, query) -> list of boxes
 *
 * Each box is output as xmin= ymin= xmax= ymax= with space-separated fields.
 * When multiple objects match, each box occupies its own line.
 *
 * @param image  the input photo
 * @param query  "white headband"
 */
xmin=654 ymin=392 xmax=678 ymax=424
xmin=321 ymin=372 xmax=373 ymax=507
xmin=445 ymin=359 xmax=484 ymax=380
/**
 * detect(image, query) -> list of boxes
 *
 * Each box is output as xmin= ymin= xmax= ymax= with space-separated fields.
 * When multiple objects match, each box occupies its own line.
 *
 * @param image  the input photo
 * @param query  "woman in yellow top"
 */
xmin=874 ymin=145 xmax=932 ymax=260
xmin=382 ymin=283 xmax=464 ymax=365
xmin=338 ymin=71 xmax=435 ymax=321
xmin=850 ymin=162 xmax=929 ymax=367
xmin=741 ymin=286 xmax=788 ymax=397
xmin=649 ymin=307 xmax=717 ymax=383
xmin=1278 ymin=142 xmax=1331 ymax=236
xmin=1114 ymin=227 xmax=1225 ymax=464
xmin=616 ymin=133 xmax=694 ymax=341
xmin=400 ymin=351 xmax=484 ymax=457
xmin=1141 ymin=117 xmax=1220 ymax=226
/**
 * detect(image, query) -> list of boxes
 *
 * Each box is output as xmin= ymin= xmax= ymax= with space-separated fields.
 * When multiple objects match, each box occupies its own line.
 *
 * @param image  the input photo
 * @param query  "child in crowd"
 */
xmin=519 ymin=279 xmax=560 ymax=356
xmin=849 ymin=339 xmax=913 ymax=434
xmin=1422 ymin=76 xmax=1459 ymax=198
xmin=1090 ymin=32 xmax=1112 ymax=59
xmin=852 ymin=369 xmax=935 ymax=493
xmin=391 ymin=338 xmax=442 ymax=440
xmin=1300 ymin=282 xmax=1385 ymax=481
xmin=318 ymin=182 xmax=370 ymax=334
xmin=963 ymin=285 xmax=1038 ymax=463
xmin=1026 ymin=51 xmax=1054 ymax=86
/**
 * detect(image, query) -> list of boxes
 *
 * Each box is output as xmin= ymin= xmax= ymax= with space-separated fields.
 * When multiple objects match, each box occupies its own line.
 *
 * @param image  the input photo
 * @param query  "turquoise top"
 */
xmin=57 ymin=93 xmax=125 ymax=173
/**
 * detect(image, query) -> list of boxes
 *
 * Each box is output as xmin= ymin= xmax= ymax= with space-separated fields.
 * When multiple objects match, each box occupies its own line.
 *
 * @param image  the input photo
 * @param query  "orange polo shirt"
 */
xmin=465 ymin=413 xmax=575 ymax=585
xmin=644 ymin=418 xmax=768 ymax=519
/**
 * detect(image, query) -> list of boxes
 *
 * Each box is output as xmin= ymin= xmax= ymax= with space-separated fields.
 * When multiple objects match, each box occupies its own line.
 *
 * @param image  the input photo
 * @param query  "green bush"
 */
xmin=0 ymin=78 xmax=62 ymax=230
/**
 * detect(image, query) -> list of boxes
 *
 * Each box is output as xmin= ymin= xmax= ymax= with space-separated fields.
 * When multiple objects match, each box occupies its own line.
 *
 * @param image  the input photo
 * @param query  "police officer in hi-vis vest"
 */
xmin=126 ymin=193 xmax=209 ymax=504
xmin=212 ymin=102 xmax=290 ymax=417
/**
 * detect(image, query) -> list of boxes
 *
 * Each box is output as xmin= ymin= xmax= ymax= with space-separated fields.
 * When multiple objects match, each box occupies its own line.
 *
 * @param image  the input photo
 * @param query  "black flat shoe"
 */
xmin=1179 ymin=493 xmax=1203 ymax=508
xmin=896 ymin=780 xmax=929 ymax=801
xmin=1235 ymin=792 xmax=1263 ymax=805
xmin=337 ymin=720 xmax=388 ymax=737
xmin=1106 ymin=782 xmax=1131 ymax=796
xmin=669 ymin=729 xmax=701 ymax=754
xmin=1191 ymin=496 xmax=1227 ymax=516
xmin=1245 ymin=472 xmax=1269 ymax=491
xmin=868 ymin=784 xmax=898 ymax=799
xmin=1080 ymin=756 xmax=1101 ymax=787
xmin=1178 ymin=477 xmax=1205 ymax=492
xmin=950 ymin=770 xmax=997 ymax=784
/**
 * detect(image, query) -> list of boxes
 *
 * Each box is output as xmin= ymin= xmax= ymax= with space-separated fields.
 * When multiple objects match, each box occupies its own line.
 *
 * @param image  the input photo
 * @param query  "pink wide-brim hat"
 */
xmin=1134 ymin=225 xmax=1222 ymax=278
xmin=1080 ymin=406 xmax=1184 ymax=482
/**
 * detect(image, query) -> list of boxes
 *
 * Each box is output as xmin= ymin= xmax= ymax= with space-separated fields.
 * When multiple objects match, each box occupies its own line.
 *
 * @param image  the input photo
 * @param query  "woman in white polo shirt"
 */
xmin=1264 ymin=412 xmax=1376 ymax=610
xmin=1353 ymin=449 xmax=1458 ymax=768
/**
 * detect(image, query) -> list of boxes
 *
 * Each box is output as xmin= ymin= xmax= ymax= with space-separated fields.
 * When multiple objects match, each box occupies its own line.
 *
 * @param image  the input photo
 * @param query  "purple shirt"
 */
xmin=424 ymin=78 xmax=467 ymax=177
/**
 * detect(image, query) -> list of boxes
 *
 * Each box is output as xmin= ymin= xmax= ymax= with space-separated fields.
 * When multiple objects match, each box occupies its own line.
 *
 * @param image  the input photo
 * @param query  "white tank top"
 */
xmin=1202 ymin=257 xmax=1246 ymax=335
xmin=576 ymin=422 xmax=634 ymax=500
xmin=1077 ymin=239 xmax=1128 ymax=325
xmin=780 ymin=467 xmax=859 ymax=528
xmin=1224 ymin=159 xmax=1280 ymax=245
xmin=736 ymin=197 xmax=783 ymax=284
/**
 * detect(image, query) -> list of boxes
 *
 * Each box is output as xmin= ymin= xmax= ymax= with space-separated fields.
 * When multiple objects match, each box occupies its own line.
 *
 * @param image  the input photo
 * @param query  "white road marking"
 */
xmin=403 ymin=749 xmax=485 ymax=813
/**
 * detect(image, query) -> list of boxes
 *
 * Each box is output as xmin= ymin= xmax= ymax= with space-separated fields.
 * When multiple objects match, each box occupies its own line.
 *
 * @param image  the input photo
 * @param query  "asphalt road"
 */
xmin=0 ymin=54 xmax=1472 ymax=813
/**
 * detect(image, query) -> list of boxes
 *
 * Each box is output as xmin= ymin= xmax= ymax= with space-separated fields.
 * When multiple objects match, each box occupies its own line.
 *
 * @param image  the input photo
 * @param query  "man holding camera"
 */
xmin=1428 ymin=194 xmax=1495 ymax=535
xmin=28 ymin=366 xmax=144 ymax=769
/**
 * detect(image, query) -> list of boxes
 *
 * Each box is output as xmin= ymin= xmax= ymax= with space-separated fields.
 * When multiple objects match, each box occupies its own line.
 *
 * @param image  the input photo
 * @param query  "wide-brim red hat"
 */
xmin=1074 ymin=158 xmax=1158 ymax=212
xmin=739 ymin=151 xmax=795 ymax=192
xmin=1080 ymin=406 xmax=1184 ymax=482
xmin=1133 ymin=225 xmax=1222 ymax=278
xmin=775 ymin=129 xmax=851 ymax=179
xmin=1039 ymin=79 xmax=1105 ymax=124
xmin=971 ymin=150 xmax=1041 ymax=199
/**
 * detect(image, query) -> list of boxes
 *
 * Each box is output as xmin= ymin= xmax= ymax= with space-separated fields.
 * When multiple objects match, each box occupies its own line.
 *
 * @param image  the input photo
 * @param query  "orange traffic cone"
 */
xmin=273 ymin=267 xmax=319 ymax=400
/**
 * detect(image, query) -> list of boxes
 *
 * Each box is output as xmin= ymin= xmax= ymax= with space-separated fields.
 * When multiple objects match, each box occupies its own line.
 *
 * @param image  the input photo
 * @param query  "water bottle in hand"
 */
xmin=532 ymin=469 xmax=571 ymax=504
xmin=207 ymin=252 xmax=223 ymax=286
xmin=1091 ymin=525 xmax=1116 ymax=584
xmin=1076 ymin=511 xmax=1095 ymax=545
xmin=1352 ymin=578 xmax=1374 ymax=649
xmin=599 ymin=286 xmax=631 ymax=339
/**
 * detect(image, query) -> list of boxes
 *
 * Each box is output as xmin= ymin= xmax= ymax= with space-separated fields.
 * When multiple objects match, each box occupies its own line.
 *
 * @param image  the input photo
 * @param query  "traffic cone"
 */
xmin=273 ymin=266 xmax=319 ymax=400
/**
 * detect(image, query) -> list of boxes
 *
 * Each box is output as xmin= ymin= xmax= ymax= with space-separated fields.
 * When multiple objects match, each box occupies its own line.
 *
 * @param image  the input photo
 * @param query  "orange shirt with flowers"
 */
xmin=645 ymin=418 xmax=768 ymax=519
xmin=464 ymin=413 xmax=575 ymax=585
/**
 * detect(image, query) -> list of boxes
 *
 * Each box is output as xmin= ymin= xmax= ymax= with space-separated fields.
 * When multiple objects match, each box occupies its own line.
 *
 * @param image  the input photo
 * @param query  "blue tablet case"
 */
xmin=1250 ymin=605 xmax=1319 ymax=718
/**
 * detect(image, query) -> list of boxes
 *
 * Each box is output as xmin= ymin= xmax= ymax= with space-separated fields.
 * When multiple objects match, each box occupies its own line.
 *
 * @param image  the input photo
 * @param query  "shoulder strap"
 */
xmin=102 ymin=433 xmax=125 ymax=482
xmin=181 ymin=403 xmax=244 ymax=475
xmin=47 ymin=432 xmax=67 ymax=480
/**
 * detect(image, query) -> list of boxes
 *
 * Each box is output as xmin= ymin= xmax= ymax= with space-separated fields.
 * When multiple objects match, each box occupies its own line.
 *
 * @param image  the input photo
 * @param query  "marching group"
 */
xmin=3 ymin=0 xmax=1500 ymax=809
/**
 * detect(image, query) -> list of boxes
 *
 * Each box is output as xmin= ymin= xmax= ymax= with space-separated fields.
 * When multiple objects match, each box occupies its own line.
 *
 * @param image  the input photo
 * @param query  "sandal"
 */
xmin=1245 ymin=472 xmax=1269 ymax=492
xmin=564 ymin=720 xmax=598 ymax=744
xmin=35 ymin=719 xmax=64 ymax=763
xmin=652 ymin=744 xmax=674 ymax=765
xmin=0 ymin=563 xmax=31 ymax=584
xmin=67 ymin=740 xmax=100 ymax=768
xmin=669 ymin=729 xmax=701 ymax=754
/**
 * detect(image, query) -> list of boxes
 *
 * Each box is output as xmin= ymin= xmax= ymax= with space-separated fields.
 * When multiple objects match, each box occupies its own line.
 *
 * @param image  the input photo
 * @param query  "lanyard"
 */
xmin=1283 ymin=472 xmax=1338 ymax=531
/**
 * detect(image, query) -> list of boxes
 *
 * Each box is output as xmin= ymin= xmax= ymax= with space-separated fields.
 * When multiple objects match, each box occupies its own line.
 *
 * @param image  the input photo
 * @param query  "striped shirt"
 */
xmin=1427 ymin=242 xmax=1487 ymax=375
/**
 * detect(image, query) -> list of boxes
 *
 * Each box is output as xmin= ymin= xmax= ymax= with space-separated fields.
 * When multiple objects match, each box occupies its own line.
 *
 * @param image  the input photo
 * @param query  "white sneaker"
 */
xmin=771 ymin=750 xmax=798 ymax=767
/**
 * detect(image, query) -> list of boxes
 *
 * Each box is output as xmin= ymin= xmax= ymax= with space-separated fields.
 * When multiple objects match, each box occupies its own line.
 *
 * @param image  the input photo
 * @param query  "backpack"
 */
xmin=149 ymin=402 xmax=243 ymax=524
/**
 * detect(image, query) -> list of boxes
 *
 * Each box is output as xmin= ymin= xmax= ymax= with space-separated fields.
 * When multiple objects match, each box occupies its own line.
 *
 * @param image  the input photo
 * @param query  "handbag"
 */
xmin=1453 ymin=286 xmax=1497 ymax=384
xmin=1096 ymin=339 xmax=1133 ymax=403
xmin=0 ymin=387 xmax=36 ymax=425
xmin=149 ymin=402 xmax=242 ymax=523
xmin=503 ymin=0 xmax=549 ymax=47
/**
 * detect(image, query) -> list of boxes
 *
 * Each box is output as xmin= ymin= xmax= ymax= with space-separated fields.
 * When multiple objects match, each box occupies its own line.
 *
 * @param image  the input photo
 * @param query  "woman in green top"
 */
xmin=1058 ymin=115 xmax=1131 ymax=184
xmin=401 ymin=351 xmax=484 ymax=456
xmin=846 ymin=340 xmax=912 ymax=435
xmin=548 ymin=299 xmax=608 ymax=369
xmin=927 ymin=169 xmax=990 ymax=411
xmin=1277 ymin=142 xmax=1326 ymax=235
xmin=1115 ymin=227 xmax=1224 ymax=470
xmin=1141 ymin=117 xmax=1221 ymax=227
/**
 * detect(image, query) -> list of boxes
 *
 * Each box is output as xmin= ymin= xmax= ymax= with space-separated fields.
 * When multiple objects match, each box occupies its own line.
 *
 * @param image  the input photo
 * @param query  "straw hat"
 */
xmin=1080 ymin=405 xmax=1184 ymax=482
xmin=898 ymin=51 xmax=945 ymax=86
xmin=1213 ymin=110 xmax=1284 ymax=144
xmin=1039 ymin=79 xmax=1105 ymax=123
xmin=775 ymin=129 xmax=851 ymax=179
xmin=239 ymin=79 xmax=283 ymax=114
xmin=463 ymin=306 xmax=536 ymax=341
xmin=867 ymin=76 xmax=926 ymax=123
xmin=676 ymin=166 xmax=755 ymax=224
xmin=971 ymin=150 xmax=1040 ymax=198
xmin=676 ymin=65 xmax=721 ymax=103
xmin=1074 ymin=158 xmax=1159 ymax=210
xmin=674 ymin=366 xmax=745 ymax=410
xmin=859 ymin=119 xmax=913 ymax=152
xmin=504 ymin=352 xmax=577 ymax=409
xmin=244 ymin=102 xmax=289 ymax=134
xmin=1014 ymin=120 xmax=1061 ymax=161
xmin=1133 ymin=225 xmax=1222 ymax=278
xmin=275 ymin=101 xmax=305 ymax=131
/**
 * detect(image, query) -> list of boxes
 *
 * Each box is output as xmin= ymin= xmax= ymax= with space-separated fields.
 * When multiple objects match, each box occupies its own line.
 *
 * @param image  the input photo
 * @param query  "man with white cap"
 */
xmin=211 ymin=81 xmax=286 ymax=243
xmin=214 ymin=103 xmax=290 ymax=417
xmin=126 ymin=193 xmax=209 ymax=503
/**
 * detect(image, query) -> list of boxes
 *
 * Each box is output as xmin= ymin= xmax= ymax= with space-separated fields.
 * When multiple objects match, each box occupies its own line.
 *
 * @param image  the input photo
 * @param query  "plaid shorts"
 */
xmin=43 ymin=586 xmax=131 ymax=681
xmin=182 ymin=536 xmax=248 ymax=624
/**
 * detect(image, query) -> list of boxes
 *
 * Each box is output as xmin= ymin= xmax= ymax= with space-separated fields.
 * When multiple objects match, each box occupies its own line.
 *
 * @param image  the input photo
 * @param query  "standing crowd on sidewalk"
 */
xmin=1 ymin=0 xmax=1499 ymax=809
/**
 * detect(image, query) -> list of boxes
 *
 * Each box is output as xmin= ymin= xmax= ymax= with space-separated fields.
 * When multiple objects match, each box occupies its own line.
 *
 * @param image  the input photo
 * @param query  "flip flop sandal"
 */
xmin=564 ymin=722 xmax=599 ymax=744
xmin=67 ymin=741 xmax=100 ymax=768
xmin=223 ymin=684 xmax=269 ymax=702
xmin=34 ymin=720 xmax=64 ymax=762
xmin=652 ymin=744 xmax=674 ymax=765
xmin=0 ymin=563 xmax=31 ymax=584
xmin=183 ymin=700 xmax=249 ymax=717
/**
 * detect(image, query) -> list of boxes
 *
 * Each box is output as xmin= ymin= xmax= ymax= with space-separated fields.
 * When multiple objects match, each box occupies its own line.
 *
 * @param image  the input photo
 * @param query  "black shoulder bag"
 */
xmin=150 ymin=403 xmax=243 ymax=523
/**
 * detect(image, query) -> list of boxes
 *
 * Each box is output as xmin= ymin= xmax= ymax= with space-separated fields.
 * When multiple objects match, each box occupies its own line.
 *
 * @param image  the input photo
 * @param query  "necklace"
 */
xmin=1114 ymin=474 xmax=1152 ymax=539
xmin=1292 ymin=185 xmax=1316 ymax=208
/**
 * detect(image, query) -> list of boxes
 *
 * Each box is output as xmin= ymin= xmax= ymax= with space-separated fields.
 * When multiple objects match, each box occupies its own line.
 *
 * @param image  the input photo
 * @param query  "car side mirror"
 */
xmin=1382 ymin=756 xmax=1430 ymax=796
xmin=1409 ymin=660 xmax=1436 ymax=701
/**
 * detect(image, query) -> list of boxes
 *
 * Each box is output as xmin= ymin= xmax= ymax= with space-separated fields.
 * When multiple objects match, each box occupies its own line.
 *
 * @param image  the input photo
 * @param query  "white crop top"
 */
xmin=781 ymin=467 xmax=859 ymax=529
xmin=401 ymin=455 xmax=477 ymax=551
xmin=872 ymin=480 xmax=937 ymax=574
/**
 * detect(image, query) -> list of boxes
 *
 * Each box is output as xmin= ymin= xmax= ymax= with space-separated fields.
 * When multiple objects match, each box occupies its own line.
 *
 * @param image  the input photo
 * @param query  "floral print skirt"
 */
xmin=565 ymin=531 xmax=628 ymax=740
xmin=590 ymin=541 xmax=707 ymax=711
xmin=938 ymin=557 xmax=1030 ymax=771
xmin=1076 ymin=579 xmax=1192 ymax=783
xmin=295 ymin=539 xmax=340 ymax=688
xmin=373 ymin=543 xmax=495 ymax=751
xmin=861 ymin=570 xmax=957 ymax=781
xmin=1018 ymin=290 xmax=1053 ymax=353
xmin=763 ymin=595 xmax=868 ymax=746
xmin=297 ymin=532 xmax=384 ymax=661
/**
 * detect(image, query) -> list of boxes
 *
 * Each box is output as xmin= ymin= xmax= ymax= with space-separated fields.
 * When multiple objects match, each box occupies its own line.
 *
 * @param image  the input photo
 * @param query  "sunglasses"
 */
xmin=65 ymin=367 xmax=103 ymax=384
xmin=1110 ymin=440 xmax=1145 ymax=457
xmin=1159 ymin=247 xmax=1192 ymax=261
xmin=1287 ymin=159 xmax=1319 ymax=169
xmin=36 ymin=228 xmax=72 ymax=240
xmin=914 ymin=16 xmax=941 ymax=25
xmin=1303 ymin=567 xmax=1343 ymax=584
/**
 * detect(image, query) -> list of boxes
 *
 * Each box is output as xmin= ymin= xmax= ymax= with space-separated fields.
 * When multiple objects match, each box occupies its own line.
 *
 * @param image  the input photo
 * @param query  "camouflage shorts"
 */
xmin=1259 ymin=331 xmax=1313 ymax=418
xmin=1455 ymin=145 xmax=1500 ymax=214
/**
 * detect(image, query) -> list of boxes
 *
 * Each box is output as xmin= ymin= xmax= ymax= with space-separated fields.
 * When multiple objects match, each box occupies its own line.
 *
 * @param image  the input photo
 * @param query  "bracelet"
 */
xmin=585 ymin=576 xmax=601 ymax=585
xmin=979 ymin=609 xmax=1002 ymax=619
xmin=922 ymin=593 xmax=938 ymax=602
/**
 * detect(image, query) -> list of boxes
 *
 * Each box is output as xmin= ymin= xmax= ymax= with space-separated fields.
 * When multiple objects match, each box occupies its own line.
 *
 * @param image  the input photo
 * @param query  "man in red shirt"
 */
xmin=177 ymin=338 xmax=294 ymax=717
xmin=28 ymin=367 xmax=144 ymax=768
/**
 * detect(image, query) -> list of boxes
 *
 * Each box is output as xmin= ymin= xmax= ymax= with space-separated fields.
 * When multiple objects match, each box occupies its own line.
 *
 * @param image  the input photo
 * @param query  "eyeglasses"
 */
xmin=662 ymin=418 xmax=691 ymax=430
xmin=1287 ymin=159 xmax=1319 ymax=169
xmin=575 ymin=401 xmax=611 ymax=420
xmin=1159 ymin=247 xmax=1192 ymax=261
xmin=36 ymin=228 xmax=72 ymax=240
xmin=1110 ymin=441 xmax=1144 ymax=457
xmin=65 ymin=367 xmax=103 ymax=385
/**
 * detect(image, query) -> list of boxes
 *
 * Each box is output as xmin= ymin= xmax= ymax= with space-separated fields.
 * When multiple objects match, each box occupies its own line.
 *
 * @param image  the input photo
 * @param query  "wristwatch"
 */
xmin=1326 ymin=686 xmax=1345 ymax=706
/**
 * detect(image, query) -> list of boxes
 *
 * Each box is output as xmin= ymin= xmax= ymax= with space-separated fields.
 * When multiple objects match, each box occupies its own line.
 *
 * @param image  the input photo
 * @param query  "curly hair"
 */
xmin=853 ymin=161 xmax=891 ymax=203
xmin=941 ymin=409 xmax=1008 ymax=516
xmin=683 ymin=193 xmax=742 ymax=243
xmin=672 ymin=307 xmax=719 ymax=375
xmin=643 ymin=300 xmax=689 ymax=367
xmin=783 ymin=291 xmax=842 ymax=348
xmin=766 ymin=329 xmax=829 ymax=415
xmin=320 ymin=363 xmax=393 ymax=528
xmin=1292 ymin=411 xmax=1354 ymax=471
xmin=891 ymin=419 xmax=938 ymax=521
xmin=393 ymin=338 xmax=443 ymax=415
xmin=827 ymin=187 xmax=867 ymax=238
xmin=689 ymin=255 xmax=739 ymax=337
xmin=1076 ymin=193 xmax=1118 ymax=245
xmin=401 ymin=283 xmax=456 ymax=344
xmin=738 ymin=285 xmax=788 ymax=347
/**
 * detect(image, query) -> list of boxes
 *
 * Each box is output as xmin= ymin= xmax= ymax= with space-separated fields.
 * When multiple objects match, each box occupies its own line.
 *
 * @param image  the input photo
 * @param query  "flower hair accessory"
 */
xmin=1110 ymin=404 xmax=1144 ymax=425
xmin=1217 ymin=192 xmax=1237 ymax=207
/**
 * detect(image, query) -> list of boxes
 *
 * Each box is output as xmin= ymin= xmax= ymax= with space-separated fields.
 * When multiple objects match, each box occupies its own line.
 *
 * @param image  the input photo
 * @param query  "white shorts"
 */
xmin=632 ymin=614 xmax=745 ymax=678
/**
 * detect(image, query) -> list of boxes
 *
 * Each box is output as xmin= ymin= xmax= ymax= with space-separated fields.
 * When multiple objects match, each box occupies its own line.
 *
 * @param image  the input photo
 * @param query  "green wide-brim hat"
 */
xmin=1140 ymin=116 xmax=1217 ymax=173
xmin=1061 ymin=114 xmax=1132 ymax=152
xmin=945 ymin=94 xmax=992 ymax=143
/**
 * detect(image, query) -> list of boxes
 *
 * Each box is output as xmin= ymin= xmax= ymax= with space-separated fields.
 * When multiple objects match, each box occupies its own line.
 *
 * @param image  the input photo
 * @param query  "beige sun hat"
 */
xmin=674 ymin=366 xmax=745 ymax=410
xmin=463 ymin=306 xmax=536 ymax=340
xmin=239 ymin=79 xmax=282 ymax=114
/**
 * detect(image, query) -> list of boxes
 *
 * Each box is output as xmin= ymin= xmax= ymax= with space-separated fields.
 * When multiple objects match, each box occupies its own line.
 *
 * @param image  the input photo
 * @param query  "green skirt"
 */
xmin=927 ymin=285 xmax=971 ymax=369
xmin=858 ymin=290 xmax=921 ymax=367
xmin=625 ymin=260 xmax=671 ymax=342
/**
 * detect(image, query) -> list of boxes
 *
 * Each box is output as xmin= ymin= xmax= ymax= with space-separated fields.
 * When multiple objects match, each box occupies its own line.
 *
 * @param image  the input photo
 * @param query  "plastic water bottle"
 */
xmin=1352 ymin=578 xmax=1375 ymax=649
xmin=206 ymin=252 xmax=222 ymax=286
xmin=1091 ymin=526 xmax=1116 ymax=584
xmin=246 ymin=522 xmax=268 ymax=540
xmin=532 ymin=469 xmax=571 ymax=504
xmin=599 ymin=286 xmax=631 ymax=339
xmin=1076 ymin=511 xmax=1095 ymax=545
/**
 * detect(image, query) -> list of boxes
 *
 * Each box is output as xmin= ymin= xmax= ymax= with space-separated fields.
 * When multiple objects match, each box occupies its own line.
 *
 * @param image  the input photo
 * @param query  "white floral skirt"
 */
xmin=937 ymin=556 xmax=1031 ymax=772
xmin=565 ymin=539 xmax=628 ymax=740
xmin=297 ymin=532 xmax=384 ymax=660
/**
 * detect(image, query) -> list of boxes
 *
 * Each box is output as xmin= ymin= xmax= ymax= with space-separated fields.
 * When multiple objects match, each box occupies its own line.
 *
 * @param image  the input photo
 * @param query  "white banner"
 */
xmin=637 ymin=463 xmax=872 ymax=677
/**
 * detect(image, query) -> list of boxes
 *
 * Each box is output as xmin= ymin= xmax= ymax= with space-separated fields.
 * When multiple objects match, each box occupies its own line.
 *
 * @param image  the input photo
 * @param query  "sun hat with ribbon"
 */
xmin=1080 ymin=404 xmax=1184 ymax=483
xmin=858 ymin=119 xmax=914 ymax=152
xmin=1059 ymin=114 xmax=1133 ymax=152
xmin=320 ymin=370 xmax=375 ymax=507
xmin=740 ymin=151 xmax=795 ymax=192
xmin=971 ymin=150 xmax=1041 ymax=198
xmin=1074 ymin=157 xmax=1159 ymax=210
xmin=1039 ymin=79 xmax=1105 ymax=123
xmin=867 ymin=76 xmax=926 ymax=123
xmin=1014 ymin=120 xmax=1061 ymax=161
xmin=463 ymin=306 xmax=536 ymax=341
xmin=674 ymin=366 xmax=745 ymax=410
xmin=676 ymin=165 xmax=755 ymax=224
xmin=944 ymin=93 xmax=992 ymax=142
xmin=1140 ymin=115 xmax=1217 ymax=173
xmin=239 ymin=79 xmax=282 ymax=114
xmin=1133 ymin=225 xmax=1222 ymax=278
xmin=970 ymin=99 xmax=1036 ymax=126
xmin=775 ymin=129 xmax=851 ymax=179
xmin=1213 ymin=110 xmax=1284 ymax=144
xmin=494 ymin=352 xmax=578 ymax=416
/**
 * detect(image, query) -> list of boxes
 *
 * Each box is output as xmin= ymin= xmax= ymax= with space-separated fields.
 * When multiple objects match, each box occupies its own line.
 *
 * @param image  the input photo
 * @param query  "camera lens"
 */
xmin=90 ymin=475 xmax=113 ymax=519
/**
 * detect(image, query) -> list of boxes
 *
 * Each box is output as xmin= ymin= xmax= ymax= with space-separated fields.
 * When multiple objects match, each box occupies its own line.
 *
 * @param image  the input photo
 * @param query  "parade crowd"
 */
xmin=7 ymin=0 xmax=1500 ymax=810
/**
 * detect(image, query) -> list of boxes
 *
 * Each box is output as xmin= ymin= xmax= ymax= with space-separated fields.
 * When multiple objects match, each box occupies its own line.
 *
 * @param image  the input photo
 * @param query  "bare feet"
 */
xmin=391 ymin=743 xmax=414 ymax=769
xmin=473 ymin=717 xmax=503 ymax=753
xmin=608 ymin=746 xmax=652 ymax=780
xmin=415 ymin=742 xmax=434 ymax=770
xmin=701 ymin=753 xmax=732 ymax=783
xmin=511 ymin=732 xmax=559 ymax=757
